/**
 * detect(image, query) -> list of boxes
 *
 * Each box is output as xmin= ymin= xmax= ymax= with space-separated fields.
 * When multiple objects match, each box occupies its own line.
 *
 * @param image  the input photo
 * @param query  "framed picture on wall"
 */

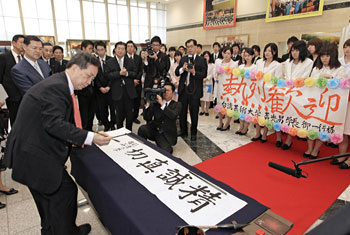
xmin=203 ymin=0 xmax=237 ymax=30
xmin=37 ymin=36 xmax=55 ymax=45
xmin=266 ymin=0 xmax=324 ymax=23
xmin=215 ymin=34 xmax=249 ymax=48
xmin=301 ymin=32 xmax=341 ymax=47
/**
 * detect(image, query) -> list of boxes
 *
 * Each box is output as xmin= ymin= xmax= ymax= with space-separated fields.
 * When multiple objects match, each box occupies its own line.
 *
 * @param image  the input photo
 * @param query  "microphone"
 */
xmin=268 ymin=162 xmax=305 ymax=178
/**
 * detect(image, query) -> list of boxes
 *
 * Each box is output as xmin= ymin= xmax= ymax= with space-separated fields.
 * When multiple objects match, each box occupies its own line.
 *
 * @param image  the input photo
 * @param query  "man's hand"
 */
xmin=134 ymin=79 xmax=140 ymax=86
xmin=149 ymin=53 xmax=158 ymax=60
xmin=0 ymin=101 xmax=5 ymax=107
xmin=156 ymin=95 xmax=163 ymax=106
xmin=93 ymin=132 xmax=113 ymax=146
xmin=188 ymin=65 xmax=195 ymax=75
xmin=183 ymin=62 xmax=188 ymax=71
xmin=120 ymin=67 xmax=127 ymax=76
xmin=99 ymin=87 xmax=109 ymax=94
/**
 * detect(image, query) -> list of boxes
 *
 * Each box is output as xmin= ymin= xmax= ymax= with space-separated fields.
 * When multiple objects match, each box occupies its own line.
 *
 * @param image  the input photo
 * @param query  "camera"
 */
xmin=145 ymin=39 xmax=154 ymax=56
xmin=144 ymin=76 xmax=166 ymax=103
xmin=187 ymin=54 xmax=194 ymax=70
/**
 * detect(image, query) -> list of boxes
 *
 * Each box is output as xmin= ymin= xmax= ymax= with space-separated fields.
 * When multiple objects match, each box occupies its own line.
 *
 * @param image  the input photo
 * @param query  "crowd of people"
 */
xmin=0 ymin=32 xmax=350 ymax=233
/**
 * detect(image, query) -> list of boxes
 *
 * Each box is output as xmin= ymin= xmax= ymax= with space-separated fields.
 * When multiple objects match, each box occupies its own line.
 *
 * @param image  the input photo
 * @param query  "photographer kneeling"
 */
xmin=138 ymin=82 xmax=181 ymax=154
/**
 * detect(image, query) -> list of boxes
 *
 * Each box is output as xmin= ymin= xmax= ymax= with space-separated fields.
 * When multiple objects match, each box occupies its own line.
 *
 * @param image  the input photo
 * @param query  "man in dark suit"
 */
xmin=105 ymin=41 xmax=137 ymax=131
xmin=4 ymin=52 xmax=113 ymax=234
xmin=40 ymin=42 xmax=54 ymax=68
xmin=51 ymin=45 xmax=69 ymax=73
xmin=76 ymin=40 xmax=96 ymax=131
xmin=11 ymin=36 xmax=51 ymax=95
xmin=175 ymin=39 xmax=207 ymax=141
xmin=212 ymin=42 xmax=222 ymax=61
xmin=232 ymin=43 xmax=242 ymax=63
xmin=94 ymin=41 xmax=115 ymax=131
xmin=138 ymin=82 xmax=181 ymax=153
xmin=279 ymin=36 xmax=298 ymax=62
xmin=0 ymin=34 xmax=24 ymax=125
xmin=144 ymin=36 xmax=170 ymax=88
xmin=126 ymin=40 xmax=143 ymax=124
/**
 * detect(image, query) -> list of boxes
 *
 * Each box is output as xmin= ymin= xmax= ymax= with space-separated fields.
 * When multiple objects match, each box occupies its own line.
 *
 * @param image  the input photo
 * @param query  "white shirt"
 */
xmin=160 ymin=100 xmax=171 ymax=110
xmin=284 ymin=58 xmax=313 ymax=80
xmin=12 ymin=50 xmax=22 ymax=64
xmin=24 ymin=56 xmax=44 ymax=78
xmin=116 ymin=56 xmax=124 ymax=69
xmin=42 ymin=58 xmax=50 ymax=65
xmin=99 ymin=55 xmax=106 ymax=71
xmin=310 ymin=66 xmax=346 ymax=79
xmin=256 ymin=59 xmax=283 ymax=78
xmin=127 ymin=53 xmax=134 ymax=60
xmin=65 ymin=72 xmax=94 ymax=145
xmin=339 ymin=56 xmax=350 ymax=77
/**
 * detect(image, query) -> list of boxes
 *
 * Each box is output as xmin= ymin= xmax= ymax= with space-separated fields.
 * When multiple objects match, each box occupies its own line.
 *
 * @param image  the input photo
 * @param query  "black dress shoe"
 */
xmin=303 ymin=152 xmax=311 ymax=158
xmin=260 ymin=138 xmax=267 ymax=143
xmin=235 ymin=130 xmax=242 ymax=135
xmin=330 ymin=159 xmax=346 ymax=165
xmin=281 ymin=142 xmax=293 ymax=150
xmin=205 ymin=113 xmax=209 ymax=116
xmin=133 ymin=119 xmax=141 ymax=124
xmin=339 ymin=162 xmax=350 ymax=169
xmin=77 ymin=223 xmax=91 ymax=235
xmin=216 ymin=127 xmax=222 ymax=131
xmin=309 ymin=152 xmax=319 ymax=159
xmin=0 ymin=202 xmax=5 ymax=209
xmin=276 ymin=140 xmax=282 ymax=148
xmin=215 ymin=115 xmax=219 ymax=119
xmin=221 ymin=125 xmax=230 ymax=131
xmin=239 ymin=130 xmax=248 ymax=135
xmin=179 ymin=132 xmax=188 ymax=137
xmin=199 ymin=112 xmax=204 ymax=116
xmin=251 ymin=135 xmax=261 ymax=141
xmin=234 ymin=119 xmax=239 ymax=123
xmin=191 ymin=135 xmax=197 ymax=141
xmin=0 ymin=188 xmax=18 ymax=195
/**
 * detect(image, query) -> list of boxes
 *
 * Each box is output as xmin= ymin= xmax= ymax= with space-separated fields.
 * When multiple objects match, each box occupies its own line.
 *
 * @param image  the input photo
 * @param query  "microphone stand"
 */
xmin=292 ymin=153 xmax=350 ymax=178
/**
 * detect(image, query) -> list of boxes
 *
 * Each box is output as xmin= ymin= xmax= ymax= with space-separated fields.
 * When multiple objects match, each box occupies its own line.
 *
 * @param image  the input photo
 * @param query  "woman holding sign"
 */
xmin=215 ymin=47 xmax=239 ymax=131
xmin=253 ymin=43 xmax=282 ymax=143
xmin=278 ymin=40 xmax=314 ymax=150
xmin=200 ymin=51 xmax=215 ymax=116
xmin=306 ymin=44 xmax=345 ymax=159
xmin=236 ymin=48 xmax=257 ymax=135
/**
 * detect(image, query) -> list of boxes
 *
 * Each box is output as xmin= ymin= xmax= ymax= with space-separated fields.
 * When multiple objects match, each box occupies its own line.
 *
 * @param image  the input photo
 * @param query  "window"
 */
xmin=0 ymin=0 xmax=22 ymax=40
xmin=54 ymin=0 xmax=83 ymax=42
xmin=150 ymin=3 xmax=167 ymax=43
xmin=130 ymin=0 xmax=149 ymax=43
xmin=83 ymin=0 xmax=108 ymax=40
xmin=107 ymin=1 xmax=129 ymax=43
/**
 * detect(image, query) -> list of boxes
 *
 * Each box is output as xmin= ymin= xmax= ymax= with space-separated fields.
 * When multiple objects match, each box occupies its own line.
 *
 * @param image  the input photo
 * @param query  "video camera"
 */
xmin=145 ymin=39 xmax=154 ymax=56
xmin=187 ymin=54 xmax=194 ymax=70
xmin=144 ymin=77 xmax=166 ymax=103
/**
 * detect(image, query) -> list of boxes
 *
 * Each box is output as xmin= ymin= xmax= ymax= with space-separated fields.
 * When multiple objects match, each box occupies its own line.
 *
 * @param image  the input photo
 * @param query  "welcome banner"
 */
xmin=216 ymin=68 xmax=350 ymax=144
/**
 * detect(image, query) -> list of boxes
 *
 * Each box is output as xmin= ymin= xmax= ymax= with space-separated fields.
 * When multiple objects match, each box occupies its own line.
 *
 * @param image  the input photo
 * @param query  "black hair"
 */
xmin=169 ymin=47 xmax=176 ymax=52
xmin=263 ymin=43 xmax=279 ymax=61
xmin=252 ymin=45 xmax=260 ymax=53
xmin=151 ymin=36 xmax=161 ymax=45
xmin=202 ymin=50 xmax=214 ymax=63
xmin=212 ymin=42 xmax=221 ymax=48
xmin=81 ymin=40 xmax=94 ymax=50
xmin=174 ymin=50 xmax=182 ymax=57
xmin=161 ymin=43 xmax=167 ymax=52
xmin=289 ymin=40 xmax=308 ymax=62
xmin=185 ymin=39 xmax=197 ymax=47
xmin=94 ymin=40 xmax=106 ymax=49
xmin=243 ymin=48 xmax=255 ymax=64
xmin=197 ymin=44 xmax=202 ymax=49
xmin=23 ymin=36 xmax=42 ymax=46
xmin=126 ymin=40 xmax=137 ymax=50
xmin=232 ymin=43 xmax=240 ymax=50
xmin=164 ymin=81 xmax=175 ymax=92
xmin=287 ymin=36 xmax=299 ymax=45
xmin=66 ymin=51 xmax=100 ymax=69
xmin=115 ymin=41 xmax=126 ymax=49
xmin=222 ymin=46 xmax=233 ymax=55
xmin=316 ymin=44 xmax=341 ymax=70
xmin=42 ymin=42 xmax=53 ymax=47
xmin=12 ymin=34 xmax=25 ymax=42
xmin=53 ymin=45 xmax=63 ymax=53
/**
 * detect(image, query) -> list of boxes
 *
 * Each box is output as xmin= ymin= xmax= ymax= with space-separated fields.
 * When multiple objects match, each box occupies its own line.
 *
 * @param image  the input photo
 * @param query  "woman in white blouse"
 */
xmin=169 ymin=51 xmax=182 ymax=101
xmin=279 ymin=40 xmax=314 ymax=150
xmin=200 ymin=51 xmax=215 ymax=116
xmin=215 ymin=47 xmax=239 ymax=131
xmin=306 ymin=44 xmax=345 ymax=159
xmin=332 ymin=39 xmax=350 ymax=169
xmin=253 ymin=43 xmax=282 ymax=143
xmin=236 ymin=48 xmax=257 ymax=135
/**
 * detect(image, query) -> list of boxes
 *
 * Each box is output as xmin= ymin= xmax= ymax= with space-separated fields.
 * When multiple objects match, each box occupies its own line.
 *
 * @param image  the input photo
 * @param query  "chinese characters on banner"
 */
xmin=98 ymin=132 xmax=247 ymax=226
xmin=217 ymin=72 xmax=349 ymax=143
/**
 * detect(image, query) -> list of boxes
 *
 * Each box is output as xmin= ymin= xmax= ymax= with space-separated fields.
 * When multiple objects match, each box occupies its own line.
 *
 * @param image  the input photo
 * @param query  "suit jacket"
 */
xmin=175 ymin=55 xmax=207 ymax=99
xmin=11 ymin=58 xmax=51 ymax=95
xmin=95 ymin=55 xmax=112 ymax=89
xmin=50 ymin=58 xmax=68 ymax=74
xmin=143 ymin=100 xmax=182 ymax=145
xmin=128 ymin=54 xmax=143 ymax=92
xmin=4 ymin=72 xmax=88 ymax=194
xmin=232 ymin=54 xmax=242 ymax=63
xmin=105 ymin=56 xmax=137 ymax=101
xmin=144 ymin=51 xmax=169 ymax=88
xmin=0 ymin=51 xmax=22 ymax=101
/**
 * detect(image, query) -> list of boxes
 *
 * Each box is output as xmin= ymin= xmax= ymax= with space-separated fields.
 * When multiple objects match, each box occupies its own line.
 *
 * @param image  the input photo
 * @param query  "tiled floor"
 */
xmin=0 ymin=109 xmax=349 ymax=234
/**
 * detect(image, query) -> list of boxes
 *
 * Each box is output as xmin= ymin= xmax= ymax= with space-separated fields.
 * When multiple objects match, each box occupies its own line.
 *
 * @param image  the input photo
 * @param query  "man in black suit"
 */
xmin=175 ymin=39 xmax=207 ymax=141
xmin=51 ymin=45 xmax=68 ymax=73
xmin=94 ymin=41 xmax=115 ymax=131
xmin=76 ymin=40 xmax=96 ymax=131
xmin=212 ymin=42 xmax=222 ymax=61
xmin=279 ymin=36 xmax=298 ymax=62
xmin=4 ymin=52 xmax=113 ymax=235
xmin=126 ymin=40 xmax=143 ymax=124
xmin=232 ymin=43 xmax=242 ymax=62
xmin=0 ymin=34 xmax=24 ymax=125
xmin=40 ymin=42 xmax=53 ymax=67
xmin=105 ymin=41 xmax=137 ymax=131
xmin=11 ymin=36 xmax=51 ymax=95
xmin=138 ymin=82 xmax=181 ymax=153
xmin=144 ymin=36 xmax=170 ymax=88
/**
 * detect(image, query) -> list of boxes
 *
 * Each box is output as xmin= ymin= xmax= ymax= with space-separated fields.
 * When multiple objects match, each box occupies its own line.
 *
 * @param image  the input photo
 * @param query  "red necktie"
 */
xmin=71 ymin=94 xmax=84 ymax=148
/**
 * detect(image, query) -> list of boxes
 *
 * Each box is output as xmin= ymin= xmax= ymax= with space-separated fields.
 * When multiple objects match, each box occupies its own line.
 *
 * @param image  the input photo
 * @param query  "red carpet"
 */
xmin=195 ymin=134 xmax=350 ymax=235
